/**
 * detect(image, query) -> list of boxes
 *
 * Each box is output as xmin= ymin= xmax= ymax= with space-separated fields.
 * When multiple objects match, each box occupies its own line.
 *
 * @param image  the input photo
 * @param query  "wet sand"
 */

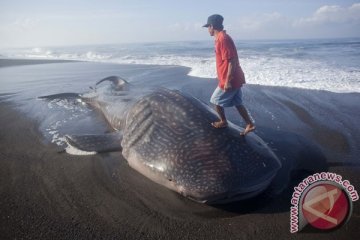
xmin=0 ymin=59 xmax=359 ymax=239
xmin=0 ymin=58 xmax=78 ymax=68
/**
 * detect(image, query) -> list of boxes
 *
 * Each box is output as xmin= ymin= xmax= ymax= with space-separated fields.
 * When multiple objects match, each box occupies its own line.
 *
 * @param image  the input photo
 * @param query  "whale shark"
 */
xmin=39 ymin=76 xmax=282 ymax=204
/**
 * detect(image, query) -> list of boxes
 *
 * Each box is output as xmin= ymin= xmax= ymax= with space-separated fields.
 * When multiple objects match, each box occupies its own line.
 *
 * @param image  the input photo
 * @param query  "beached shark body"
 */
xmin=40 ymin=76 xmax=282 ymax=204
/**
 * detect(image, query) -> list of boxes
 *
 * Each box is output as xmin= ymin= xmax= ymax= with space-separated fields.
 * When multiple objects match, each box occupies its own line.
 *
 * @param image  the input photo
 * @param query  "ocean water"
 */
xmin=1 ymin=38 xmax=360 ymax=93
xmin=0 ymin=38 xmax=359 ymax=169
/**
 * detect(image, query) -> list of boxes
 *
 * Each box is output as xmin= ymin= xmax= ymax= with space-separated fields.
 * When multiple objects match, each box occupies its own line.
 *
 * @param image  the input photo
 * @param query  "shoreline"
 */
xmin=1 ymin=57 xmax=359 ymax=95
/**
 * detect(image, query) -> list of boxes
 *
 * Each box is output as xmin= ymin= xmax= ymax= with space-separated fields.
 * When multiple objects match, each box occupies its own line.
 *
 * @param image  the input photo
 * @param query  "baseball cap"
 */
xmin=203 ymin=14 xmax=224 ymax=28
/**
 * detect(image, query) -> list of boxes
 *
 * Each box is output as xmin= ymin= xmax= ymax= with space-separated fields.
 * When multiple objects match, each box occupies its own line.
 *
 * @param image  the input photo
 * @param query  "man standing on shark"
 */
xmin=203 ymin=14 xmax=255 ymax=135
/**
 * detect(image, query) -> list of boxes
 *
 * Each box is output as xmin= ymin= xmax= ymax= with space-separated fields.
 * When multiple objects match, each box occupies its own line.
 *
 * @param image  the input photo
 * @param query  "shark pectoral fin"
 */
xmin=64 ymin=132 xmax=123 ymax=155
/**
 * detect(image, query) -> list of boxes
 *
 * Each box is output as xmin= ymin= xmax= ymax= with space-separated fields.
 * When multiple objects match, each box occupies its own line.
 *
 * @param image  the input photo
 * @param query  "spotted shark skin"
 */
xmin=121 ymin=89 xmax=281 ymax=203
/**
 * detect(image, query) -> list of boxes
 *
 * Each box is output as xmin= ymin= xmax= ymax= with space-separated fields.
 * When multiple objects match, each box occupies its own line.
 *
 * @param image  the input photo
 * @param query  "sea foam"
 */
xmin=2 ymin=39 xmax=359 ymax=93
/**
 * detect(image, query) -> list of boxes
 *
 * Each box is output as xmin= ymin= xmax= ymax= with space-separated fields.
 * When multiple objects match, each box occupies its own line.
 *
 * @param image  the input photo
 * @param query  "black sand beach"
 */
xmin=0 ymin=58 xmax=78 ymax=68
xmin=0 ymin=59 xmax=359 ymax=239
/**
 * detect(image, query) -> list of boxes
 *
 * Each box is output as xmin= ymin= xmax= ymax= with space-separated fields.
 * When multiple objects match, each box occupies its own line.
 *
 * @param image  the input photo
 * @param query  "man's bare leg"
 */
xmin=212 ymin=105 xmax=228 ymax=128
xmin=236 ymin=105 xmax=255 ymax=135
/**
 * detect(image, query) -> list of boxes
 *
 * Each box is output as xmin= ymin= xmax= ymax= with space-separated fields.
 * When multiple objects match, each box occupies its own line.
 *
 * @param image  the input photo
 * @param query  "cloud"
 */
xmin=228 ymin=3 xmax=360 ymax=39
xmin=236 ymin=12 xmax=289 ymax=31
xmin=294 ymin=3 xmax=360 ymax=26
xmin=169 ymin=22 xmax=203 ymax=32
xmin=13 ymin=18 xmax=39 ymax=30
xmin=229 ymin=12 xmax=294 ymax=39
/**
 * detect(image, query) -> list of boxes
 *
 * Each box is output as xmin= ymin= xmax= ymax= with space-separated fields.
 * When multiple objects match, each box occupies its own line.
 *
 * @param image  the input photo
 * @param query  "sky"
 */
xmin=0 ymin=0 xmax=360 ymax=48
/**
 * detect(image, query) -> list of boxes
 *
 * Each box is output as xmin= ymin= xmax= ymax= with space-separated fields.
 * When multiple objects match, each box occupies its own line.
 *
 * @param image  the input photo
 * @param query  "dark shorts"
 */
xmin=210 ymin=87 xmax=243 ymax=107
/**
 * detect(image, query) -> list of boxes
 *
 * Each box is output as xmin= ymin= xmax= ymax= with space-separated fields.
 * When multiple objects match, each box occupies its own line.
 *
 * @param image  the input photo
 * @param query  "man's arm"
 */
xmin=224 ymin=58 xmax=236 ymax=91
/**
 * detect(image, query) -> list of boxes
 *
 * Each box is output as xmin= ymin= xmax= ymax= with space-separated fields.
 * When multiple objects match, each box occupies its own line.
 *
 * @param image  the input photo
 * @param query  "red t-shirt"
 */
xmin=215 ymin=31 xmax=245 ymax=89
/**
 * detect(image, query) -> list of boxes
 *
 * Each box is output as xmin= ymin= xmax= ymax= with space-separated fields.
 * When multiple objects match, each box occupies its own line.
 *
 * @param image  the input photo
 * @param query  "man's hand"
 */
xmin=224 ymin=81 xmax=232 ymax=92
